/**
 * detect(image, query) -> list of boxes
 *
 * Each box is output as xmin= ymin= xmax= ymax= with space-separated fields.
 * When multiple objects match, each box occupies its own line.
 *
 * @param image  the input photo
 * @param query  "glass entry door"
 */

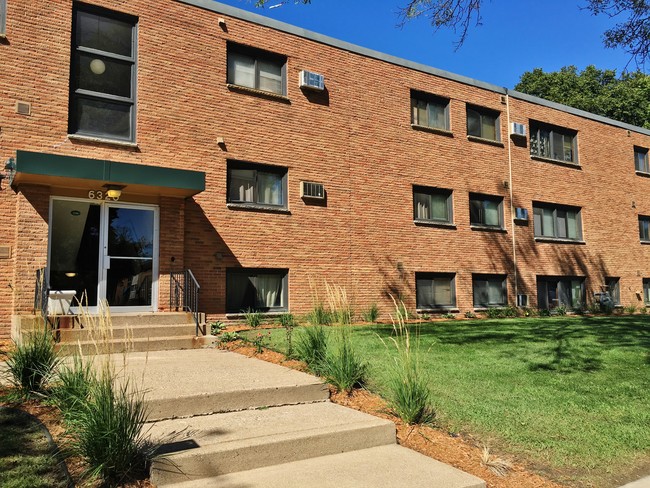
xmin=49 ymin=198 xmax=158 ymax=312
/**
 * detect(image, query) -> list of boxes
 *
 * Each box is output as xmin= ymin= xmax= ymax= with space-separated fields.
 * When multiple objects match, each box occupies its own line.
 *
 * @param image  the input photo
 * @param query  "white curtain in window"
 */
xmin=230 ymin=169 xmax=255 ymax=202
xmin=415 ymin=193 xmax=429 ymax=220
xmin=256 ymin=274 xmax=282 ymax=308
xmin=484 ymin=201 xmax=500 ymax=226
xmin=258 ymin=173 xmax=282 ymax=205
xmin=258 ymin=60 xmax=282 ymax=94
xmin=230 ymin=53 xmax=255 ymax=88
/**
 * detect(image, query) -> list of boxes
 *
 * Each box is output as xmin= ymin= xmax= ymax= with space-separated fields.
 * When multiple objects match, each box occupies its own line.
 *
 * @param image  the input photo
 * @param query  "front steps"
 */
xmin=18 ymin=312 xmax=215 ymax=354
xmin=129 ymin=349 xmax=485 ymax=488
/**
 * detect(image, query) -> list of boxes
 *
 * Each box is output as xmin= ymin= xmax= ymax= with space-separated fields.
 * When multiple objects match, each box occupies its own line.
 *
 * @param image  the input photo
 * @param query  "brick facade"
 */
xmin=1 ymin=0 xmax=649 ymax=337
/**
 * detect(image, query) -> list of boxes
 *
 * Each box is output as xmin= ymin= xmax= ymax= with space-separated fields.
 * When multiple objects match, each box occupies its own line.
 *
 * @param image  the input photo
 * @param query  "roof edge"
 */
xmin=176 ymin=0 xmax=650 ymax=137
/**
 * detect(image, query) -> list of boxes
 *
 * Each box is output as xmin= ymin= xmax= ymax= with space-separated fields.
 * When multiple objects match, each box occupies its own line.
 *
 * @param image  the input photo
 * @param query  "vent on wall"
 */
xmin=300 ymin=181 xmax=325 ymax=199
xmin=299 ymin=70 xmax=325 ymax=91
xmin=15 ymin=101 xmax=31 ymax=116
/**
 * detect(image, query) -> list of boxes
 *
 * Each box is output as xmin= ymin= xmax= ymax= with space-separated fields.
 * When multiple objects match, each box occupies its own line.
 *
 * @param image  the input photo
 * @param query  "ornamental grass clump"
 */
xmin=50 ymin=354 xmax=97 ymax=423
xmin=4 ymin=326 xmax=59 ymax=398
xmin=382 ymin=297 xmax=435 ymax=425
xmin=295 ymin=325 xmax=329 ymax=375
xmin=322 ymin=328 xmax=367 ymax=393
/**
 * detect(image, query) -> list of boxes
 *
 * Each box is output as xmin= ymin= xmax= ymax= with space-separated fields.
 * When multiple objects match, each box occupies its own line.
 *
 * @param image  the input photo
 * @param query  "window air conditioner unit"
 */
xmin=299 ymin=70 xmax=325 ymax=91
xmin=515 ymin=207 xmax=529 ymax=220
xmin=301 ymin=181 xmax=325 ymax=199
xmin=517 ymin=294 xmax=529 ymax=307
xmin=510 ymin=122 xmax=527 ymax=137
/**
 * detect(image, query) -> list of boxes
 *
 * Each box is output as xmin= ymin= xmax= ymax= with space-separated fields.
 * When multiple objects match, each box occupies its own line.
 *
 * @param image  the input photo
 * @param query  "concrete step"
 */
xmin=55 ymin=335 xmax=208 ymax=356
xmin=149 ymin=402 xmax=396 ymax=486
xmin=57 ymin=323 xmax=197 ymax=342
xmin=98 ymin=349 xmax=330 ymax=420
xmin=160 ymin=444 xmax=486 ymax=488
xmin=81 ymin=312 xmax=196 ymax=327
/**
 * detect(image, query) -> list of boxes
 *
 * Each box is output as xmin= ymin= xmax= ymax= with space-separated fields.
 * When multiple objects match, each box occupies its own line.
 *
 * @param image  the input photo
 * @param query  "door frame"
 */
xmin=47 ymin=196 xmax=160 ymax=314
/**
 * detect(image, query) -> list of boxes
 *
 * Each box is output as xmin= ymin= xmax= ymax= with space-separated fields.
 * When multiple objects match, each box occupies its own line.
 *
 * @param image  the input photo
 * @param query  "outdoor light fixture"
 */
xmin=89 ymin=58 xmax=106 ymax=75
xmin=65 ymin=272 xmax=77 ymax=278
xmin=103 ymin=184 xmax=125 ymax=199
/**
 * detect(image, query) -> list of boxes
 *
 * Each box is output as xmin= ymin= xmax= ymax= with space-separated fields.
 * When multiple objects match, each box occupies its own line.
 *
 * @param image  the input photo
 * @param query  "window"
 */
xmin=605 ymin=277 xmax=620 ymax=306
xmin=537 ymin=276 xmax=585 ymax=310
xmin=69 ymin=5 xmax=137 ymax=141
xmin=635 ymin=147 xmax=649 ymax=173
xmin=227 ymin=161 xmax=287 ymax=208
xmin=413 ymin=186 xmax=453 ymax=224
xmin=469 ymin=193 xmax=504 ymax=228
xmin=533 ymin=203 xmax=582 ymax=241
xmin=226 ymin=268 xmax=288 ymax=312
xmin=227 ymin=43 xmax=286 ymax=96
xmin=473 ymin=275 xmax=507 ymax=308
xmin=639 ymin=216 xmax=650 ymax=242
xmin=0 ymin=0 xmax=6 ymax=36
xmin=644 ymin=279 xmax=650 ymax=305
xmin=411 ymin=91 xmax=450 ymax=131
xmin=530 ymin=121 xmax=577 ymax=163
xmin=416 ymin=273 xmax=456 ymax=309
xmin=466 ymin=105 xmax=500 ymax=141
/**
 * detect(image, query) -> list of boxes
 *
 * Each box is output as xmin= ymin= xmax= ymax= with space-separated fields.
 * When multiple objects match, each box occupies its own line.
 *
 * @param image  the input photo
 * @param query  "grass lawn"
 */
xmin=256 ymin=315 xmax=650 ymax=486
xmin=0 ymin=407 xmax=69 ymax=488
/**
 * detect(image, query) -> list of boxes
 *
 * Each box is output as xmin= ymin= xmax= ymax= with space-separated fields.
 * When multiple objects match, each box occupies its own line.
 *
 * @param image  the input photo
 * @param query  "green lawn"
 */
xmin=255 ymin=315 xmax=650 ymax=486
xmin=0 ymin=407 xmax=69 ymax=488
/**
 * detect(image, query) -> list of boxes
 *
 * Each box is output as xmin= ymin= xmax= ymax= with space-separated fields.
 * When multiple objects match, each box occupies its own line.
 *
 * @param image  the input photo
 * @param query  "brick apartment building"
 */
xmin=1 ymin=0 xmax=650 ymax=338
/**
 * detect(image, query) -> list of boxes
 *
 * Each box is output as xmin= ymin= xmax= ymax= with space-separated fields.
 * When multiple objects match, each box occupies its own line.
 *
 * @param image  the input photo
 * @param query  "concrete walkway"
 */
xmin=101 ymin=349 xmax=485 ymax=487
xmin=619 ymin=476 xmax=650 ymax=488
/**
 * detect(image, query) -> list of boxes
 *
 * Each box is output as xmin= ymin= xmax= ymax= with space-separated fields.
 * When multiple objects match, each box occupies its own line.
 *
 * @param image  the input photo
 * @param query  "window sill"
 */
xmin=227 ymin=203 xmax=291 ymax=214
xmin=227 ymin=84 xmax=290 ymax=102
xmin=473 ymin=306 xmax=507 ymax=312
xmin=414 ymin=219 xmax=456 ymax=229
xmin=467 ymin=135 xmax=504 ymax=147
xmin=640 ymin=240 xmax=650 ymax=245
xmin=530 ymin=155 xmax=581 ymax=168
xmin=68 ymin=134 xmax=138 ymax=148
xmin=416 ymin=308 xmax=459 ymax=313
xmin=411 ymin=124 xmax=453 ymax=137
xmin=635 ymin=171 xmax=650 ymax=178
xmin=470 ymin=225 xmax=507 ymax=233
xmin=534 ymin=237 xmax=585 ymax=244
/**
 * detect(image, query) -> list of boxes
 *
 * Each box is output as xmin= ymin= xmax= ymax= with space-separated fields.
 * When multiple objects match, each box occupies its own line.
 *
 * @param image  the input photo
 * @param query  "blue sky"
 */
xmin=214 ymin=0 xmax=636 ymax=88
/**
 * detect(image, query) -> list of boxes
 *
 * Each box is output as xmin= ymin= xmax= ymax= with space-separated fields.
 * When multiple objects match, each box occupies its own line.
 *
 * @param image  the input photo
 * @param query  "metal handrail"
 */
xmin=170 ymin=269 xmax=201 ymax=336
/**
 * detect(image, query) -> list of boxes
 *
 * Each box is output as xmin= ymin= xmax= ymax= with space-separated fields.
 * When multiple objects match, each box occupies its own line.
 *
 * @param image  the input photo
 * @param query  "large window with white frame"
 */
xmin=226 ymin=268 xmax=288 ymax=312
xmin=69 ymin=4 xmax=137 ymax=141
xmin=530 ymin=121 xmax=577 ymax=164
xmin=533 ymin=202 xmax=582 ymax=241
xmin=227 ymin=43 xmax=286 ymax=96
xmin=416 ymin=273 xmax=456 ymax=310
xmin=413 ymin=186 xmax=453 ymax=224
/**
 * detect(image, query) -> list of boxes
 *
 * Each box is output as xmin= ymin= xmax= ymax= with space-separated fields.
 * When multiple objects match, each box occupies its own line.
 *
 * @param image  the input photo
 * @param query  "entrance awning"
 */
xmin=8 ymin=150 xmax=205 ymax=197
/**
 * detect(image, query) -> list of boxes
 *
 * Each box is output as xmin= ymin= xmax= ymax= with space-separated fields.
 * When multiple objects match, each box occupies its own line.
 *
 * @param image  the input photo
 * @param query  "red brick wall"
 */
xmin=0 ymin=0 xmax=649 ymax=336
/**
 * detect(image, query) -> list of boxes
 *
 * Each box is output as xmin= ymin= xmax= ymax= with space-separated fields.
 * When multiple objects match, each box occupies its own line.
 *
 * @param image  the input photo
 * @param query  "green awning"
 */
xmin=9 ymin=150 xmax=205 ymax=197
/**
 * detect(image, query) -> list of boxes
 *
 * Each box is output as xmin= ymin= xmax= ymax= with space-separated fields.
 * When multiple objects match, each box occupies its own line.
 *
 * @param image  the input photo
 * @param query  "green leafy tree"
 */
xmin=252 ymin=0 xmax=650 ymax=67
xmin=515 ymin=65 xmax=650 ymax=128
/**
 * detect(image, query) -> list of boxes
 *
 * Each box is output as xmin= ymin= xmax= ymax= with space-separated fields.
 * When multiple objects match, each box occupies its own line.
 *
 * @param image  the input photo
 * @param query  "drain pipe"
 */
xmin=504 ymin=90 xmax=519 ymax=302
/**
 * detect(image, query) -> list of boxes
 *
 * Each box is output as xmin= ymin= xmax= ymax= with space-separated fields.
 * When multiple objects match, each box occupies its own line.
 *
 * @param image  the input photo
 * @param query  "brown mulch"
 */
xmin=220 ymin=340 xmax=566 ymax=488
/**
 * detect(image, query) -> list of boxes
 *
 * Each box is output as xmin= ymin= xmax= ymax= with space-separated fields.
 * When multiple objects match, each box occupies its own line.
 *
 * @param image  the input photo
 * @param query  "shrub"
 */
xmin=306 ymin=304 xmax=332 ymax=326
xmin=243 ymin=309 xmax=262 ymax=329
xmin=538 ymin=308 xmax=551 ymax=317
xmin=295 ymin=326 xmax=329 ymax=375
xmin=485 ymin=306 xmax=519 ymax=319
xmin=210 ymin=321 xmax=226 ymax=335
xmin=70 ymin=370 xmax=152 ymax=485
xmin=361 ymin=303 xmax=379 ymax=323
xmin=521 ymin=307 xmax=537 ymax=317
xmin=218 ymin=331 xmax=239 ymax=343
xmin=441 ymin=312 xmax=455 ymax=319
xmin=624 ymin=305 xmax=637 ymax=314
xmin=464 ymin=311 xmax=477 ymax=319
xmin=322 ymin=330 xmax=367 ymax=393
xmin=640 ymin=306 xmax=647 ymax=315
xmin=587 ymin=302 xmax=601 ymax=315
xmin=555 ymin=305 xmax=567 ymax=316
xmin=279 ymin=313 xmax=298 ymax=358
xmin=51 ymin=355 xmax=96 ymax=423
xmin=383 ymin=298 xmax=434 ymax=424
xmin=4 ymin=328 xmax=59 ymax=397
xmin=419 ymin=313 xmax=431 ymax=321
